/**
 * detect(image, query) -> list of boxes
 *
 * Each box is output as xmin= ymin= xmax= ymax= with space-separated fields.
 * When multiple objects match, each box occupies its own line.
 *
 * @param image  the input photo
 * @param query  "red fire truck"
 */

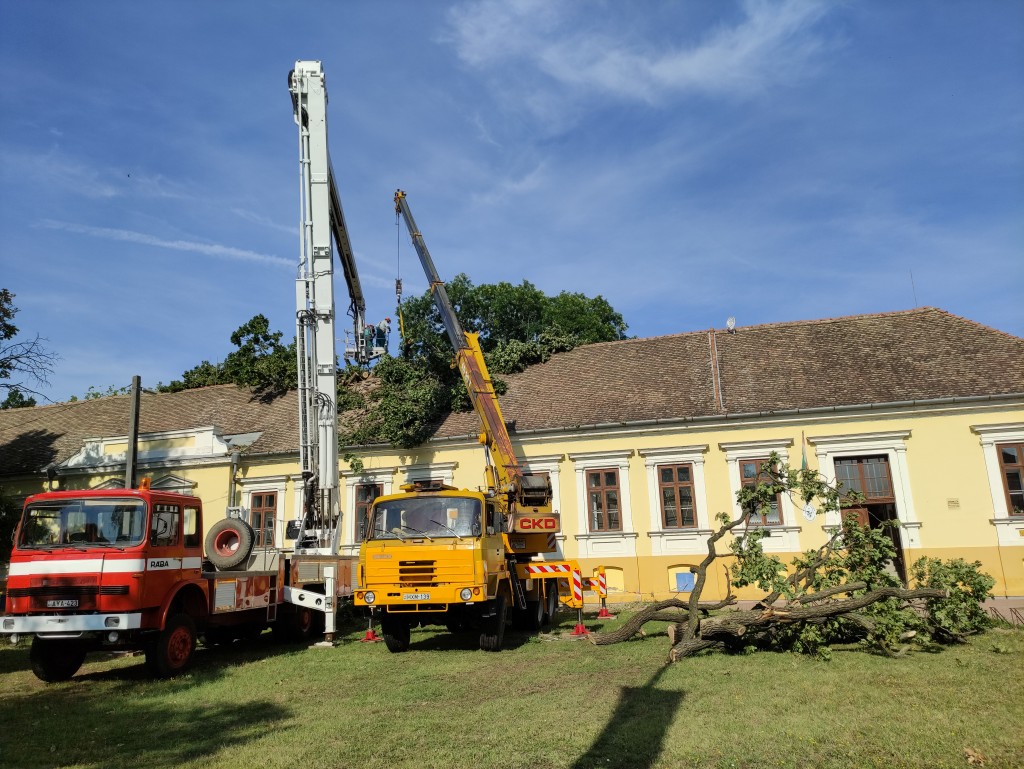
xmin=1 ymin=61 xmax=376 ymax=681
xmin=3 ymin=485 xmax=350 ymax=680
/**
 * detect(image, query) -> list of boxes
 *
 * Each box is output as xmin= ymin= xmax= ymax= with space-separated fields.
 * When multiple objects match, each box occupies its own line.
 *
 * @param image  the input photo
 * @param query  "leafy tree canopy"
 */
xmin=158 ymin=314 xmax=296 ymax=399
xmin=340 ymin=276 xmax=628 ymax=448
xmin=0 ymin=288 xmax=58 ymax=406
xmin=399 ymin=274 xmax=627 ymax=374
xmin=1 ymin=389 xmax=36 ymax=409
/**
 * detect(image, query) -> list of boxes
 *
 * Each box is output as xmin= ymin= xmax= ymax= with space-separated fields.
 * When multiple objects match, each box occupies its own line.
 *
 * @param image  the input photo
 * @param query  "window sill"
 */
xmin=574 ymin=531 xmax=637 ymax=558
xmin=740 ymin=524 xmax=802 ymax=536
xmin=990 ymin=517 xmax=1024 ymax=547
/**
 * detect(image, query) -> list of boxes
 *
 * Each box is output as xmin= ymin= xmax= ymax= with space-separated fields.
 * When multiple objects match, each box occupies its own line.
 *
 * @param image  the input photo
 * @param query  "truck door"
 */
xmin=182 ymin=502 xmax=203 ymax=577
xmin=142 ymin=501 xmax=185 ymax=611
xmin=482 ymin=503 xmax=505 ymax=597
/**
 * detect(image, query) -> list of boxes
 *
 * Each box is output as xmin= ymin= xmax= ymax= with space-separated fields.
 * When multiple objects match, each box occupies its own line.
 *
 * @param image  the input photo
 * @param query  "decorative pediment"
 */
xmin=63 ymin=427 xmax=261 ymax=470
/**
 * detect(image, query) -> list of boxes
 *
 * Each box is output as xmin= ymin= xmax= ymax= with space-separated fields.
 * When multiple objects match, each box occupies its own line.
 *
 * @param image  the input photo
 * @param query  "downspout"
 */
xmin=228 ymin=450 xmax=241 ymax=508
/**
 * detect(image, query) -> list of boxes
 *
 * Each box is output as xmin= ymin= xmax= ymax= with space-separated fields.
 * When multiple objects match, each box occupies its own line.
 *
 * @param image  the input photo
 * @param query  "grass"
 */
xmin=1 ymin=611 xmax=1022 ymax=769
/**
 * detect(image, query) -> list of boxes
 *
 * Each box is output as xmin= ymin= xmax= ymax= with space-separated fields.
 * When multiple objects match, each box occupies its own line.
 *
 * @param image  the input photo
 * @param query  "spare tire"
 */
xmin=205 ymin=518 xmax=255 ymax=570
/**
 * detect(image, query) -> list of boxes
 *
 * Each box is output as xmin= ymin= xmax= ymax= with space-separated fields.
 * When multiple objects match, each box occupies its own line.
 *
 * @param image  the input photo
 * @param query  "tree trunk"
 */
xmin=667 ymin=586 xmax=946 ymax=660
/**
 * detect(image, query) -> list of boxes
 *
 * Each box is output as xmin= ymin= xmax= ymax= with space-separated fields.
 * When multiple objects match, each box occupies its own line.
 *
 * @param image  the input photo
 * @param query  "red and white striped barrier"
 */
xmin=525 ymin=563 xmax=571 ymax=576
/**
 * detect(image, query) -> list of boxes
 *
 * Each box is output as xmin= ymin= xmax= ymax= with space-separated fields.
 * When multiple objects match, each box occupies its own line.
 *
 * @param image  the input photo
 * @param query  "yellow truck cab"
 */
xmin=355 ymin=483 xmax=548 ymax=652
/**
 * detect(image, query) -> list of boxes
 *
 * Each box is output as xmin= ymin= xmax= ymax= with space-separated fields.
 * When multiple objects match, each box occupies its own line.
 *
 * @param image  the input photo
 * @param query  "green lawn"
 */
xmin=1 ymin=611 xmax=1021 ymax=769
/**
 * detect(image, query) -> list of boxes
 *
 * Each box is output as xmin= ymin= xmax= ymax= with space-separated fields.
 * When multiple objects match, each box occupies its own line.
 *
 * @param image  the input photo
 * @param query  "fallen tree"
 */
xmin=590 ymin=454 xmax=995 ymax=661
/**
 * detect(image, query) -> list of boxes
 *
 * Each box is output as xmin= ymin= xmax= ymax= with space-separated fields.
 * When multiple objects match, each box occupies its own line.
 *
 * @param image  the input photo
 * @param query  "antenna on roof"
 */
xmin=909 ymin=269 xmax=919 ymax=307
xmin=726 ymin=316 xmax=736 ymax=334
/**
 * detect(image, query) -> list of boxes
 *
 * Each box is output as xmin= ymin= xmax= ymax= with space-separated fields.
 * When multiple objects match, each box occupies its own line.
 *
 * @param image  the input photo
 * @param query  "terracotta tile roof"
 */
xmin=2 ymin=307 xmax=1021 ymax=476
xmin=0 ymin=385 xmax=298 ymax=477
xmin=433 ymin=307 xmax=1024 ymax=437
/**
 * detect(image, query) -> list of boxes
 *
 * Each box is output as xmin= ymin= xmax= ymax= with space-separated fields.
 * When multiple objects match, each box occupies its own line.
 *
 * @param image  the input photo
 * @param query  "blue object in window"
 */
xmin=675 ymin=572 xmax=695 ymax=592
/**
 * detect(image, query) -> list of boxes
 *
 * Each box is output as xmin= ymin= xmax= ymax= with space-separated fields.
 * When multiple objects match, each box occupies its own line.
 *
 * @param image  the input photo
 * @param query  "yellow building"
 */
xmin=2 ymin=307 xmax=1022 ymax=604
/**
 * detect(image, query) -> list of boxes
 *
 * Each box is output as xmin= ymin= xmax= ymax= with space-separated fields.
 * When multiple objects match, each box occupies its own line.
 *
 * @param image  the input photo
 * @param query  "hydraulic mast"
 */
xmin=290 ymin=61 xmax=383 ymax=553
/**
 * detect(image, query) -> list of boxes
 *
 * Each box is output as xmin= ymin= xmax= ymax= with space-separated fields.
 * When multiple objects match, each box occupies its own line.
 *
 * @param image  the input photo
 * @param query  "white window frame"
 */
xmin=340 ymin=467 xmax=397 ymax=555
xmin=639 ymin=445 xmax=711 ymax=556
xmin=568 ymin=449 xmax=637 ymax=558
xmin=402 ymin=461 xmax=457 ymax=486
xmin=238 ymin=475 xmax=288 ymax=549
xmin=807 ymin=430 xmax=921 ymax=548
xmin=150 ymin=474 xmax=197 ymax=495
xmin=719 ymin=438 xmax=800 ymax=553
xmin=971 ymin=422 xmax=1024 ymax=547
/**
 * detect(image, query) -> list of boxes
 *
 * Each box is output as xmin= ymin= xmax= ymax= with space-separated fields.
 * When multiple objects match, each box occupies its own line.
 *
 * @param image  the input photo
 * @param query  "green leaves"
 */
xmin=910 ymin=557 xmax=994 ymax=641
xmin=344 ymin=276 xmax=629 ymax=449
xmin=159 ymin=314 xmax=297 ymax=398
xmin=339 ymin=356 xmax=445 ymax=449
xmin=725 ymin=452 xmax=996 ymax=657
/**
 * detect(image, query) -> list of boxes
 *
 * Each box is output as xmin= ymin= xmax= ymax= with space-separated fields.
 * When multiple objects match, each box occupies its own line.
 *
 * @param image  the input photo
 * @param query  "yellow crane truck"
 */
xmin=353 ymin=191 xmax=603 ymax=652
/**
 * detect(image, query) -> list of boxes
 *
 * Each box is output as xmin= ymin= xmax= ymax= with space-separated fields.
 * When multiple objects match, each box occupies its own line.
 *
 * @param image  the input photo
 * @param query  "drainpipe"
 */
xmin=228 ymin=450 xmax=241 ymax=507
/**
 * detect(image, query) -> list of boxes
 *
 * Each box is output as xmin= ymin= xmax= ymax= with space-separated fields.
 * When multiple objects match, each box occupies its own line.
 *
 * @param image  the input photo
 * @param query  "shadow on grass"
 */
xmin=0 ymin=636 xmax=307 ymax=767
xmin=571 ymin=666 xmax=684 ymax=769
xmin=390 ymin=625 xmax=532 ymax=652
xmin=0 ymin=631 xmax=340 ymax=686
xmin=0 ymin=681 xmax=291 ymax=769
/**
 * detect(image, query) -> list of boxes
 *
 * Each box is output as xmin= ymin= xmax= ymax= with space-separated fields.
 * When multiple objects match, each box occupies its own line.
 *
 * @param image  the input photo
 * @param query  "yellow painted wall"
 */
xmin=342 ymin=402 xmax=1023 ymax=600
xmin=5 ymin=400 xmax=1022 ymax=600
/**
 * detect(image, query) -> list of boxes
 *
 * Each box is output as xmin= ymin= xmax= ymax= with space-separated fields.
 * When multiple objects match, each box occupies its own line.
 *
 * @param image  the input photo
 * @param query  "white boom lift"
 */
xmin=289 ymin=60 xmax=383 ymax=557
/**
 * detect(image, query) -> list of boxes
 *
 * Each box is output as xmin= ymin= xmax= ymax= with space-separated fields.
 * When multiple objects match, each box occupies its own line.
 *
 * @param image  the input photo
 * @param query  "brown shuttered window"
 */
xmin=658 ymin=464 xmax=696 ymax=528
xmin=250 ymin=492 xmax=277 ymax=547
xmin=354 ymin=483 xmax=383 ymax=542
xmin=587 ymin=469 xmax=621 ymax=532
xmin=998 ymin=443 xmax=1024 ymax=516
xmin=740 ymin=458 xmax=783 ymax=525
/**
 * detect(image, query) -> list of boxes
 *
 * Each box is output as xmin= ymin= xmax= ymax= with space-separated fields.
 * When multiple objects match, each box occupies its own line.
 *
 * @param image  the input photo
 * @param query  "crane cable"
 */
xmin=395 ymin=207 xmax=406 ymax=344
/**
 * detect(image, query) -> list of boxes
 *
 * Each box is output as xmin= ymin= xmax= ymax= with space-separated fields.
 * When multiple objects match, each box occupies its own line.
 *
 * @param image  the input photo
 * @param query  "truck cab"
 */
xmin=355 ymin=484 xmax=515 ymax=651
xmin=3 ymin=488 xmax=209 ymax=680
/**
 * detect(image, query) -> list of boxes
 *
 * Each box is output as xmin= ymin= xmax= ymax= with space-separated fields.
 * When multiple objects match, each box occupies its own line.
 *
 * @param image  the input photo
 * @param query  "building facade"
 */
xmin=3 ymin=308 xmax=1022 ymax=601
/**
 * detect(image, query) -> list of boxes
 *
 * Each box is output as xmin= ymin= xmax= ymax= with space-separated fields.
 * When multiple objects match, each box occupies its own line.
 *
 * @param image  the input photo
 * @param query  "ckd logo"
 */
xmin=519 ymin=517 xmax=557 ymax=530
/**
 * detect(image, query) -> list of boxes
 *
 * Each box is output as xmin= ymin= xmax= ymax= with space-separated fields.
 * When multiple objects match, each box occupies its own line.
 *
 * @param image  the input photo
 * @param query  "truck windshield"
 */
xmin=18 ymin=499 xmax=148 ymax=549
xmin=369 ymin=497 xmax=481 ymax=540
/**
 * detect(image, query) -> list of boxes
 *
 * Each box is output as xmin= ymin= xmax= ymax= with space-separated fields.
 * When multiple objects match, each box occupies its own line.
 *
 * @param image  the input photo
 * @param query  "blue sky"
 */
xmin=1 ymin=0 xmax=1021 ymax=403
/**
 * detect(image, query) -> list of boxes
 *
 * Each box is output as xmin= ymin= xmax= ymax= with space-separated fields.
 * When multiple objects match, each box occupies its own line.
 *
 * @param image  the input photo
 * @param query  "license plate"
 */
xmin=402 ymin=593 xmax=430 ymax=601
xmin=47 ymin=599 xmax=79 ymax=608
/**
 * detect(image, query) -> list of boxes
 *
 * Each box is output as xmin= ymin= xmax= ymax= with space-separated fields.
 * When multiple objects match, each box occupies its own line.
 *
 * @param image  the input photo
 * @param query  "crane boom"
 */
xmin=289 ymin=60 xmax=384 ymax=553
xmin=393 ymin=190 xmax=553 ymax=524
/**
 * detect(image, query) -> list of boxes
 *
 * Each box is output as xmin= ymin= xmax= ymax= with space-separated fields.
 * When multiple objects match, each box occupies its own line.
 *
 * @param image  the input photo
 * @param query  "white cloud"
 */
xmin=36 ymin=220 xmax=293 ymax=268
xmin=0 ymin=148 xmax=188 ymax=200
xmin=231 ymin=207 xmax=295 ymax=235
xmin=470 ymin=161 xmax=548 ymax=205
xmin=445 ymin=0 xmax=833 ymax=105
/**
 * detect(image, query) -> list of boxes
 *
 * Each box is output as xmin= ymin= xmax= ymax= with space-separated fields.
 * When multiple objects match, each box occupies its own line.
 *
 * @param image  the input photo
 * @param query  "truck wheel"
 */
xmin=381 ymin=616 xmax=411 ymax=653
xmin=205 ymin=518 xmax=255 ymax=570
xmin=29 ymin=637 xmax=87 ymax=682
xmin=479 ymin=595 xmax=507 ymax=652
xmin=543 ymin=582 xmax=559 ymax=626
xmin=514 ymin=597 xmax=544 ymax=632
xmin=146 ymin=613 xmax=197 ymax=678
xmin=273 ymin=604 xmax=322 ymax=643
